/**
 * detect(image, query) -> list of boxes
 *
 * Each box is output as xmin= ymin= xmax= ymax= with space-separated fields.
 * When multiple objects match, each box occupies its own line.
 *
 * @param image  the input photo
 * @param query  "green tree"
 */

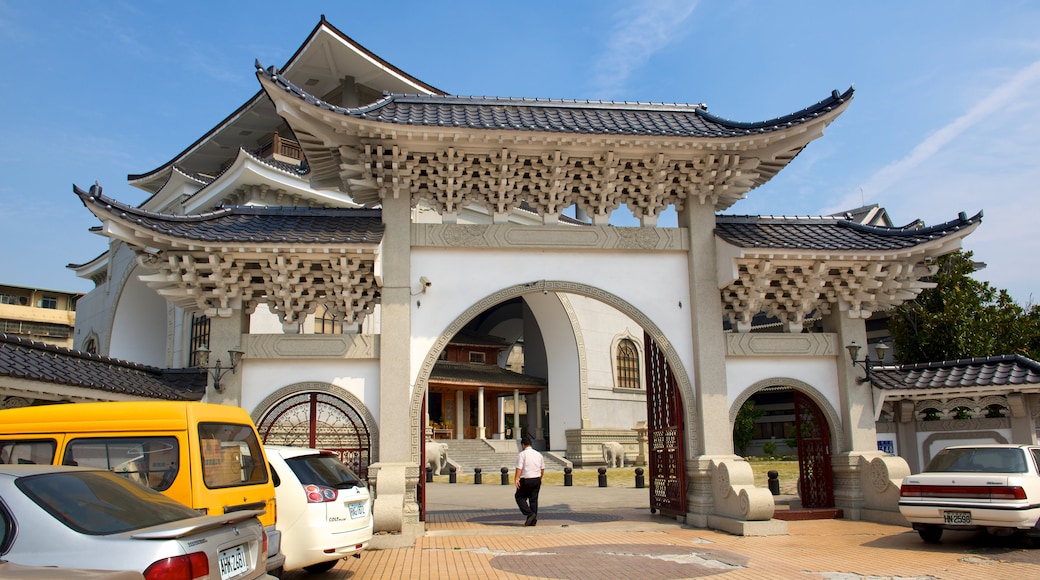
xmin=732 ymin=400 xmax=764 ymax=456
xmin=888 ymin=250 xmax=1040 ymax=364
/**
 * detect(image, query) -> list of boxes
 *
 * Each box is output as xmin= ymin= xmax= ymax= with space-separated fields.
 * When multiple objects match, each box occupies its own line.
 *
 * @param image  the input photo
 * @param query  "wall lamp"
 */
xmin=845 ymin=341 xmax=889 ymax=384
xmin=194 ymin=345 xmax=244 ymax=392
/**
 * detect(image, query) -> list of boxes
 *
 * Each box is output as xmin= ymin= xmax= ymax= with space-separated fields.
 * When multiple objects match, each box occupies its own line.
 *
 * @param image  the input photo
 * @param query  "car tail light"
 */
xmin=143 ymin=552 xmax=209 ymax=580
xmin=305 ymin=483 xmax=338 ymax=503
xmin=262 ymin=528 xmax=269 ymax=556
xmin=900 ymin=484 xmax=1027 ymax=500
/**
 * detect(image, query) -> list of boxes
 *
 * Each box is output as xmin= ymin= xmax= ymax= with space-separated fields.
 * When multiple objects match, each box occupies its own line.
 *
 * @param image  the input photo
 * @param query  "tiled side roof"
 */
xmin=430 ymin=361 xmax=546 ymax=388
xmin=257 ymin=63 xmax=853 ymax=138
xmin=0 ymin=333 xmax=204 ymax=400
xmin=76 ymin=184 xmax=383 ymax=245
xmin=715 ymin=211 xmax=982 ymax=251
xmin=871 ymin=355 xmax=1040 ymax=390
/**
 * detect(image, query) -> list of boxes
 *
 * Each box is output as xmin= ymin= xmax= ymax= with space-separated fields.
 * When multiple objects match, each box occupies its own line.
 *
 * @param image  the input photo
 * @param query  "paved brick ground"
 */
xmin=279 ymin=483 xmax=1040 ymax=579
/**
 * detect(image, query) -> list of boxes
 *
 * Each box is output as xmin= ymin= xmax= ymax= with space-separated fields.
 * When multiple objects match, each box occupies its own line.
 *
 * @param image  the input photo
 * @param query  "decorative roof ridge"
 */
xmin=0 ymin=332 xmax=162 ymax=372
xmin=76 ymin=182 xmax=380 ymax=222
xmin=886 ymin=354 xmax=1040 ymax=372
xmin=258 ymin=62 xmax=853 ymax=131
xmin=239 ymin=147 xmax=311 ymax=177
xmin=838 ymin=210 xmax=983 ymax=236
xmin=170 ymin=164 xmax=213 ymax=184
xmin=718 ymin=214 xmax=846 ymax=223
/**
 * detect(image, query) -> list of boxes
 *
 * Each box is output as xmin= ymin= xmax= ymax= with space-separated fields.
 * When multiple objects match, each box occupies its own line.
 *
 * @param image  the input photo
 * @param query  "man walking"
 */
xmin=514 ymin=434 xmax=545 ymax=526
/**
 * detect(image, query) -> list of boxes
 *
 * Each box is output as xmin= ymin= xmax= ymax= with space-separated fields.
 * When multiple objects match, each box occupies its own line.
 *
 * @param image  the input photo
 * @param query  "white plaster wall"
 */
xmin=917 ymin=429 xmax=1013 ymax=466
xmin=110 ymin=274 xmax=167 ymax=367
xmin=410 ymin=246 xmax=692 ymax=450
xmin=725 ymin=357 xmax=840 ymax=413
xmin=238 ymin=358 xmax=381 ymax=425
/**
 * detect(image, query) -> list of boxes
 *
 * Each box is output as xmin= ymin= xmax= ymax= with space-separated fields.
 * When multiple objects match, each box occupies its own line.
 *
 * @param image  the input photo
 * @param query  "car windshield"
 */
xmin=925 ymin=447 xmax=1028 ymax=474
xmin=17 ymin=470 xmax=200 ymax=535
xmin=285 ymin=454 xmax=363 ymax=489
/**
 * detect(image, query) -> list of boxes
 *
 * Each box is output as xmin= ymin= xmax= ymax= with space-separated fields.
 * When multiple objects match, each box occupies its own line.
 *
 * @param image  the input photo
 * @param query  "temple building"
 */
xmin=5 ymin=17 xmax=1028 ymax=540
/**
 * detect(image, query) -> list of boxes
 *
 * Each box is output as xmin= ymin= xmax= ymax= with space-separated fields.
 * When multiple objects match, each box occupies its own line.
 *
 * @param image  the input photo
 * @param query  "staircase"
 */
xmin=441 ymin=439 xmax=569 ymax=474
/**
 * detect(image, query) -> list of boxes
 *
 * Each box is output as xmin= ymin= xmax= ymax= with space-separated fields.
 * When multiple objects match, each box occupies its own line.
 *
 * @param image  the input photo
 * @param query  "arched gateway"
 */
xmin=69 ymin=18 xmax=982 ymax=542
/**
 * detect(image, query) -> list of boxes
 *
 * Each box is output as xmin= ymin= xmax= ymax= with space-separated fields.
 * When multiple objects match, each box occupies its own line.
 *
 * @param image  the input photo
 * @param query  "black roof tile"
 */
xmin=0 ymin=334 xmax=204 ymax=400
xmin=715 ymin=212 xmax=983 ymax=252
xmin=257 ymin=62 xmax=853 ymax=138
xmin=871 ymin=355 xmax=1040 ymax=390
xmin=76 ymin=183 xmax=383 ymax=246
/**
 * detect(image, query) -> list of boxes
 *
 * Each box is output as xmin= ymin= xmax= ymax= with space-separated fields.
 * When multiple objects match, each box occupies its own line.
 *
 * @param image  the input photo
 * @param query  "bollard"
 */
xmin=501 ymin=467 xmax=510 ymax=485
xmin=449 ymin=465 xmax=457 ymax=484
xmin=426 ymin=465 xmax=433 ymax=483
xmin=767 ymin=470 xmax=779 ymax=496
xmin=564 ymin=466 xmax=573 ymax=486
xmin=635 ymin=467 xmax=645 ymax=489
xmin=474 ymin=467 xmax=482 ymax=485
xmin=598 ymin=467 xmax=607 ymax=487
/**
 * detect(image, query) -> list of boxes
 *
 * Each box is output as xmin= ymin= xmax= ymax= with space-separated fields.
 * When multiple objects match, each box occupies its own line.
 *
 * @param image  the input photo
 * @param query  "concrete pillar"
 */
xmin=369 ymin=192 xmax=419 ymax=537
xmin=1008 ymin=393 xmax=1037 ymax=445
xmin=678 ymin=202 xmax=730 ymax=455
xmin=202 ymin=309 xmax=248 ymax=407
xmin=477 ymin=387 xmax=486 ymax=440
xmin=498 ymin=396 xmax=506 ymax=438
xmin=534 ymin=390 xmax=544 ymax=441
xmin=822 ymin=310 xmax=877 ymax=452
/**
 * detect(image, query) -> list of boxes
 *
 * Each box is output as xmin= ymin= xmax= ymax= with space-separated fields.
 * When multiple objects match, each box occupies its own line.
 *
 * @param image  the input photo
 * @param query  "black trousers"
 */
xmin=515 ymin=477 xmax=541 ymax=516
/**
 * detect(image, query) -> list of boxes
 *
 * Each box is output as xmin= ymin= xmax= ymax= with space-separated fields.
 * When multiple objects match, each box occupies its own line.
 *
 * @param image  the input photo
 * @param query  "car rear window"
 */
xmin=17 ymin=470 xmax=200 ymax=535
xmin=284 ymin=454 xmax=363 ymax=489
xmin=64 ymin=437 xmax=179 ymax=491
xmin=925 ymin=447 xmax=1028 ymax=473
xmin=198 ymin=422 xmax=269 ymax=488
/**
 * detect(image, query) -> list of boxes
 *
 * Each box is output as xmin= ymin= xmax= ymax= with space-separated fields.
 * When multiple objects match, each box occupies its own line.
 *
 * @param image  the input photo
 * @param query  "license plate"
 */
xmin=943 ymin=511 xmax=972 ymax=525
xmin=348 ymin=501 xmax=366 ymax=519
xmin=218 ymin=544 xmax=247 ymax=580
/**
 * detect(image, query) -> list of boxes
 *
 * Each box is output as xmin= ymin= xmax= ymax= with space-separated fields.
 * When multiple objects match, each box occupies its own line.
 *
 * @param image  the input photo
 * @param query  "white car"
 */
xmin=899 ymin=444 xmax=1040 ymax=543
xmin=264 ymin=446 xmax=373 ymax=573
xmin=0 ymin=464 xmax=273 ymax=579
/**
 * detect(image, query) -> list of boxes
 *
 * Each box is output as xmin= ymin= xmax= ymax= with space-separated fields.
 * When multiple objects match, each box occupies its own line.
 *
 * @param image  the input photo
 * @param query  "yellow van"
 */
xmin=0 ymin=401 xmax=285 ymax=574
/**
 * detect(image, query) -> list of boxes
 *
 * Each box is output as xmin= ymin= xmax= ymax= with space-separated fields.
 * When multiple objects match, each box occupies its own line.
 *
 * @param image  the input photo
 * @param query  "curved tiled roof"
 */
xmin=0 ymin=334 xmax=204 ymax=400
xmin=258 ymin=62 xmax=853 ymax=138
xmin=430 ymin=361 xmax=546 ymax=389
xmin=871 ymin=355 xmax=1040 ymax=390
xmin=76 ymin=183 xmax=383 ymax=245
xmin=715 ymin=211 xmax=983 ymax=251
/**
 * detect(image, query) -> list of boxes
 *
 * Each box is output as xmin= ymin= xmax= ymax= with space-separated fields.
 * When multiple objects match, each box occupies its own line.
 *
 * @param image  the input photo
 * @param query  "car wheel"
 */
xmin=303 ymin=560 xmax=338 ymax=574
xmin=918 ymin=526 xmax=943 ymax=543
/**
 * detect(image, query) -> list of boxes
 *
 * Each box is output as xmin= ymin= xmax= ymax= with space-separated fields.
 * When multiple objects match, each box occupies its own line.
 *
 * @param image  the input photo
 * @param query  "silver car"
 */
xmin=0 ymin=465 xmax=274 ymax=579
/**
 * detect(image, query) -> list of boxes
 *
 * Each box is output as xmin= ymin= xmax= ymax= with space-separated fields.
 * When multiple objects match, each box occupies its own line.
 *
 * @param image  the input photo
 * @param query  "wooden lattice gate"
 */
xmin=793 ymin=391 xmax=834 ymax=508
xmin=644 ymin=331 xmax=687 ymax=517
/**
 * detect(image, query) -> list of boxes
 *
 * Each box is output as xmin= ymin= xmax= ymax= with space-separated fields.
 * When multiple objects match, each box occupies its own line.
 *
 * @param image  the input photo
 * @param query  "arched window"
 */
xmin=615 ymin=338 xmax=640 ymax=389
xmin=316 ymin=304 xmax=343 ymax=335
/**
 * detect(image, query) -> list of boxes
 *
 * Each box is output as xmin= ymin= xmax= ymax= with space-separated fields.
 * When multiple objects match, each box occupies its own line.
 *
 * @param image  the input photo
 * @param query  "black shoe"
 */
xmin=530 ymin=515 xmax=537 ymax=526
xmin=525 ymin=513 xmax=536 ymax=526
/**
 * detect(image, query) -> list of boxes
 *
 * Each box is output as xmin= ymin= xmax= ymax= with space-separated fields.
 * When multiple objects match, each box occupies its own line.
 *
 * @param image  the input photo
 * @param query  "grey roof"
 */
xmin=430 ymin=361 xmax=546 ymax=389
xmin=715 ymin=211 xmax=982 ymax=252
xmin=871 ymin=355 xmax=1040 ymax=390
xmin=258 ymin=62 xmax=853 ymax=138
xmin=0 ymin=333 xmax=205 ymax=400
xmin=76 ymin=183 xmax=383 ymax=245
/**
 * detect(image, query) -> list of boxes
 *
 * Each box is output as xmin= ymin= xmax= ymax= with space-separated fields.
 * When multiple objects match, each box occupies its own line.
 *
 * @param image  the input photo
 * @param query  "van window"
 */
xmin=0 ymin=440 xmax=56 ymax=465
xmin=198 ymin=422 xmax=268 ymax=488
xmin=64 ymin=437 xmax=180 ymax=491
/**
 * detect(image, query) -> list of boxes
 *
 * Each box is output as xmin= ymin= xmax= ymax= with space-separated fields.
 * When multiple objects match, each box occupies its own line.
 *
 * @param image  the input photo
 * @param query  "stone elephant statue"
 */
xmin=601 ymin=441 xmax=625 ymax=468
xmin=426 ymin=441 xmax=448 ymax=475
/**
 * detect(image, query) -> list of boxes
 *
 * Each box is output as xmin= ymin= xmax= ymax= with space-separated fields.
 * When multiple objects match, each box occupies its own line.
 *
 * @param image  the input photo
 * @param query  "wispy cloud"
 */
xmin=591 ymin=0 xmax=698 ymax=97
xmin=841 ymin=59 xmax=1040 ymax=209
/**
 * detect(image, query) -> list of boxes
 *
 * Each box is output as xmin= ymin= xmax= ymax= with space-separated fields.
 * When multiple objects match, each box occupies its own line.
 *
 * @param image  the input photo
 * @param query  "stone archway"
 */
xmin=407 ymin=280 xmax=696 ymax=466
xmin=252 ymin=382 xmax=380 ymax=480
xmin=730 ymin=378 xmax=844 ymax=508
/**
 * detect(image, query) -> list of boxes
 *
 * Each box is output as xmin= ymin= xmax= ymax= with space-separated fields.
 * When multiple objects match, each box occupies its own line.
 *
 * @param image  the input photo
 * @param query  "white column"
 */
xmin=455 ymin=390 xmax=465 ymax=440
xmin=513 ymin=388 xmax=521 ymax=439
xmin=534 ymin=390 xmax=544 ymax=441
xmin=498 ymin=396 xmax=506 ymax=438
xmin=477 ymin=386 xmax=486 ymax=440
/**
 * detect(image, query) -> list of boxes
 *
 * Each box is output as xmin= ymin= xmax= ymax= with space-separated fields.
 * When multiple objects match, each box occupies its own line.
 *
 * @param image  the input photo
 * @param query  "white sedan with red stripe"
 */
xmin=899 ymin=444 xmax=1040 ymax=543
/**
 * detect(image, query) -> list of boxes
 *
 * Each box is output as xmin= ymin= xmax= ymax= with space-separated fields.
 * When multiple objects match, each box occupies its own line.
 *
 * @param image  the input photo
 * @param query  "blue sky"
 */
xmin=2 ymin=1 xmax=1039 ymax=305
